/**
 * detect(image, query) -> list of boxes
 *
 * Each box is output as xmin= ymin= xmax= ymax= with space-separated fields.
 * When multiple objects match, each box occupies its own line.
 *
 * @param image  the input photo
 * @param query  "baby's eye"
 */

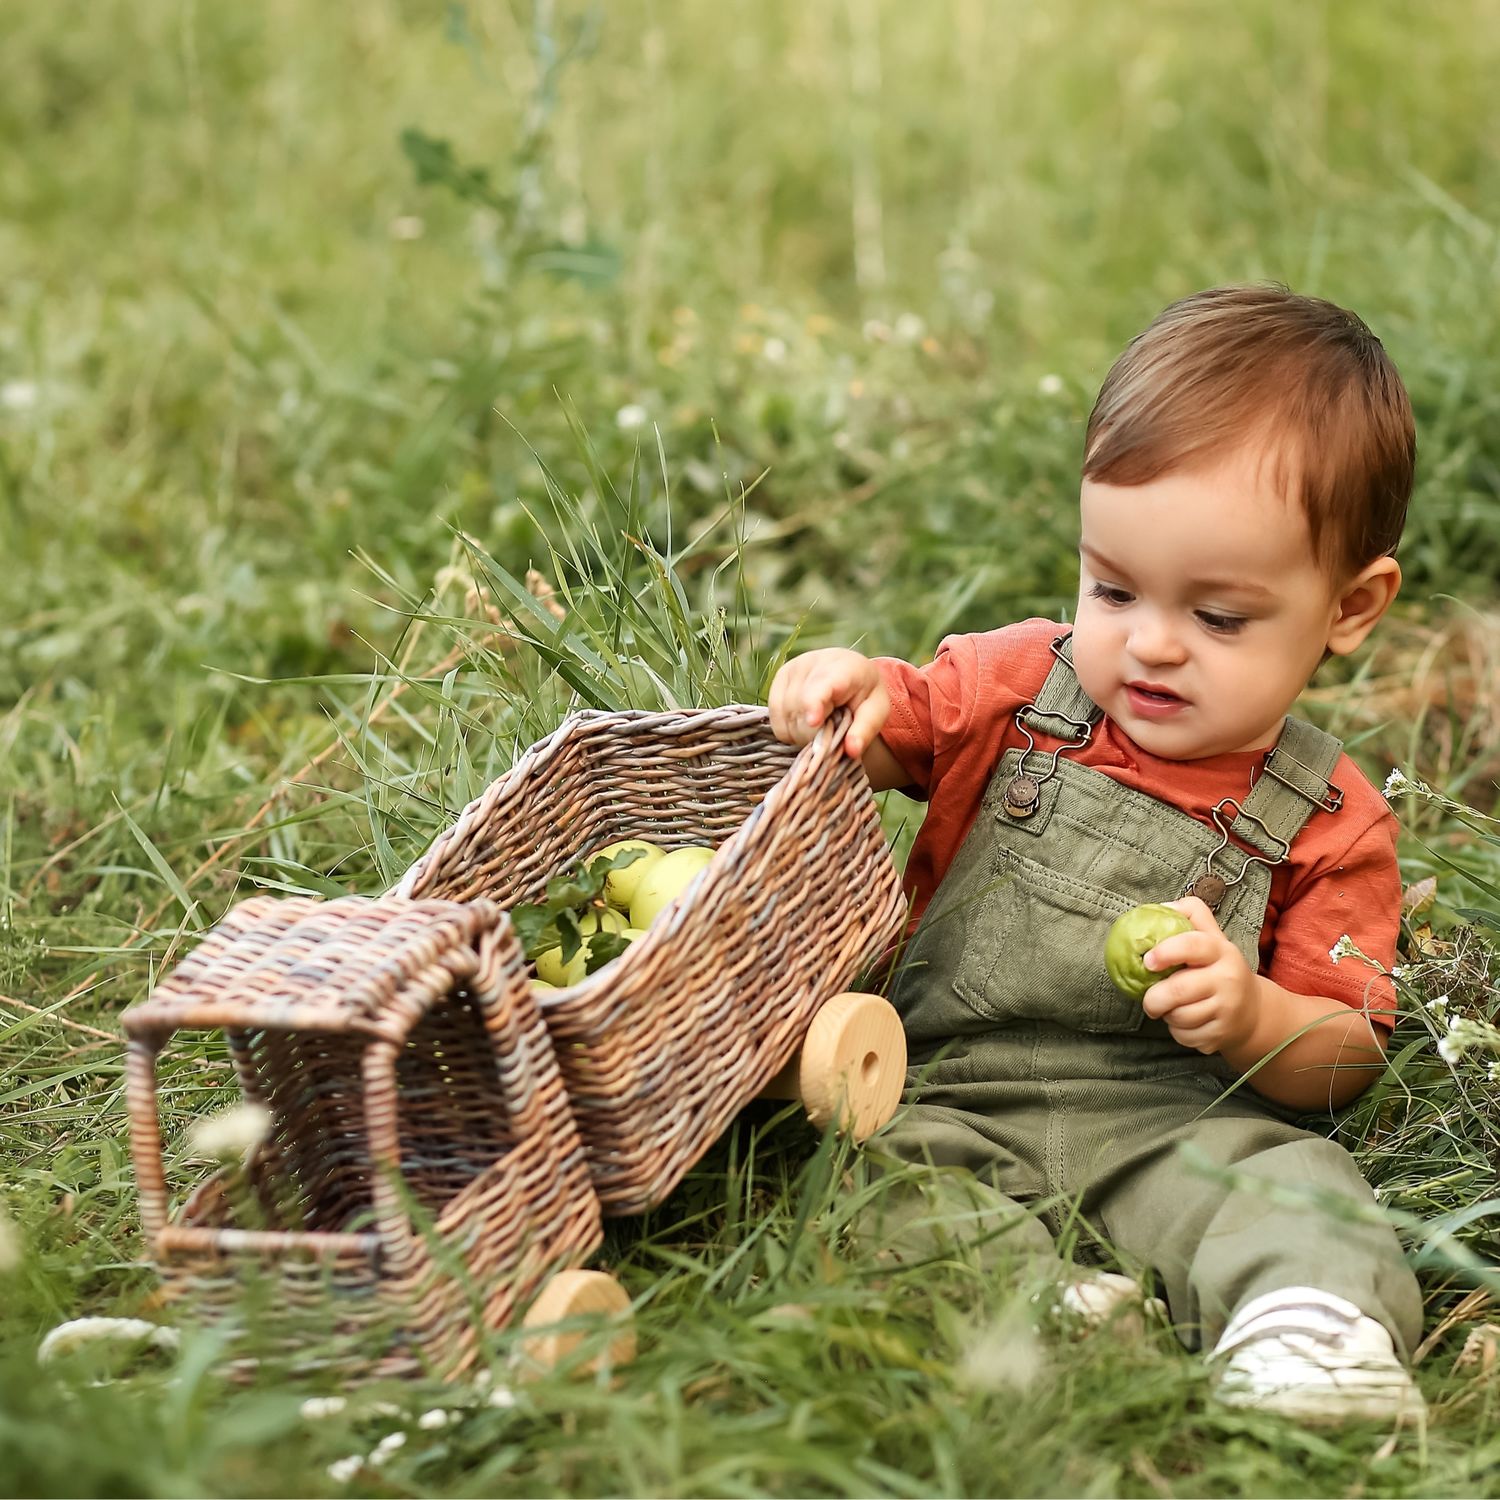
xmin=1087 ymin=582 xmax=1133 ymax=607
xmin=1196 ymin=610 xmax=1246 ymax=636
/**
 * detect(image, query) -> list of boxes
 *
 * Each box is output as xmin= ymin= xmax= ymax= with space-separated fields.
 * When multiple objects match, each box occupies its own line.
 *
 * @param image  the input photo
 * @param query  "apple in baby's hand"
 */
xmin=629 ymin=845 xmax=715 ymax=929
xmin=590 ymin=840 xmax=666 ymax=911
xmin=1105 ymin=903 xmax=1194 ymax=1000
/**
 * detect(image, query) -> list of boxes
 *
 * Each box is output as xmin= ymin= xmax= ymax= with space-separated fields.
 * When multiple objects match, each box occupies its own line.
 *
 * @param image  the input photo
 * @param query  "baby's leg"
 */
xmin=859 ymin=1102 xmax=1058 ymax=1269
xmin=1092 ymin=1109 xmax=1422 ymax=1358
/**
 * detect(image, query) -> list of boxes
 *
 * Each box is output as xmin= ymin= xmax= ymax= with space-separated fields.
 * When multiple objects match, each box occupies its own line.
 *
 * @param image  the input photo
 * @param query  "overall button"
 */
xmin=1003 ymin=773 xmax=1041 ymax=818
xmin=1187 ymin=873 xmax=1228 ymax=909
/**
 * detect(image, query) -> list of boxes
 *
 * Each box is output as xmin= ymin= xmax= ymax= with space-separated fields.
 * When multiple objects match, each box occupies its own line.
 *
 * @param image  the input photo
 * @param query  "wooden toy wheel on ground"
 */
xmin=520 ymin=1268 xmax=636 ymax=1374
xmin=762 ymin=991 xmax=907 ymax=1141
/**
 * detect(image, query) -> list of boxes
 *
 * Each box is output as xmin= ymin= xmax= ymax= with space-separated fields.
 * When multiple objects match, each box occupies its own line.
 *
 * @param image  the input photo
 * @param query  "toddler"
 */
xmin=769 ymin=285 xmax=1424 ymax=1423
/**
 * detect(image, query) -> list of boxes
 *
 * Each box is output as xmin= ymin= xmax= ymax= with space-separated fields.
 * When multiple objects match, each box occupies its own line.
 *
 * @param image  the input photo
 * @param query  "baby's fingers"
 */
xmin=845 ymin=680 xmax=890 ymax=758
xmin=1144 ymin=930 xmax=1218 ymax=973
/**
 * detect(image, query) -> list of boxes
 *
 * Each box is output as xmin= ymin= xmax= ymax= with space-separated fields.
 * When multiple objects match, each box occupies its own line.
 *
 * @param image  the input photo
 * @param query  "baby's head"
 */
xmin=1070 ymin=284 xmax=1415 ymax=761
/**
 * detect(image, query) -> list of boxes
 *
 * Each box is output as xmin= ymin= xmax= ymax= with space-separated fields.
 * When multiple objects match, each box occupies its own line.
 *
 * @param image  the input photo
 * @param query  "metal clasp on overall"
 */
xmin=1003 ymin=707 xmax=1095 ymax=818
xmin=1253 ymin=744 xmax=1345 ymax=814
xmin=1183 ymin=797 xmax=1291 ymax=910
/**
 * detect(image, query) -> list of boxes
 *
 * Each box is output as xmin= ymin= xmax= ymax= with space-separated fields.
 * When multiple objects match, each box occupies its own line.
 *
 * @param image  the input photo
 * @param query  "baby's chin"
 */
xmin=1110 ymin=700 xmax=1242 ymax=761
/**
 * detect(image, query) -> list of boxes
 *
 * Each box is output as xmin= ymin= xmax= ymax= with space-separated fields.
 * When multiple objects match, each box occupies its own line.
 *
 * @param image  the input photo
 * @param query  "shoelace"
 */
xmin=1212 ymin=1295 xmax=1365 ymax=1361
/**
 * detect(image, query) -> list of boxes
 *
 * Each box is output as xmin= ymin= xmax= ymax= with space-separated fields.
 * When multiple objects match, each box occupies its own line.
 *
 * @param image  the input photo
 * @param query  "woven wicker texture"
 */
xmin=123 ymin=895 xmax=601 ymax=1380
xmin=394 ymin=706 xmax=908 ymax=1213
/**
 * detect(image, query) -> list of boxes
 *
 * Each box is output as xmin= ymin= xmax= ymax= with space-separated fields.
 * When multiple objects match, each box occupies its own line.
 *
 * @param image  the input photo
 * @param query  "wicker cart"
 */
xmin=123 ymin=895 xmax=631 ymax=1381
xmin=393 ymin=705 xmax=910 ymax=1216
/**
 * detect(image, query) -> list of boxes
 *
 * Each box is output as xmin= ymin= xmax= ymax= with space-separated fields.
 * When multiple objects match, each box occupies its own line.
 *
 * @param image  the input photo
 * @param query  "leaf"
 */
xmin=554 ymin=909 xmax=583 ymax=964
xmin=1454 ymin=907 xmax=1500 ymax=932
xmin=399 ymin=128 xmax=504 ymax=211
xmin=584 ymin=931 xmax=630 ymax=972
xmin=1402 ymin=876 xmax=1438 ymax=916
xmin=509 ymin=904 xmax=555 ymax=956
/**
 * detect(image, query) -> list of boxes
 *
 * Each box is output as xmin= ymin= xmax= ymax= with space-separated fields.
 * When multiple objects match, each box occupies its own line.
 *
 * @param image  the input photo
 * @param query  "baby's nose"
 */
xmin=1128 ymin=612 xmax=1188 ymax=664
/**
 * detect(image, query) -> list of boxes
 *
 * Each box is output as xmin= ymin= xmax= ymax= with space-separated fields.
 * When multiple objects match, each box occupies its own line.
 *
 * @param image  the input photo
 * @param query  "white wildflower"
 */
xmin=1438 ymin=1035 xmax=1461 ymax=1064
xmin=371 ymin=1432 xmax=407 ymax=1463
xmin=1328 ymin=934 xmax=1354 ymax=964
xmin=300 ymin=1396 xmax=347 ymax=1421
xmin=762 ymin=336 xmax=788 ymax=363
xmin=1037 ymin=373 xmax=1065 ymax=397
xmin=417 ymin=1408 xmax=452 ymax=1430
xmin=187 ymin=1102 xmax=271 ymax=1162
xmin=487 ymin=1384 xmax=517 ymax=1410
xmin=326 ymin=1456 xmax=363 ymax=1484
xmin=1426 ymin=994 xmax=1450 ymax=1013
xmin=614 ymin=403 xmax=648 ymax=431
xmin=1448 ymin=1013 xmax=1463 ymax=1032
xmin=1382 ymin=768 xmax=1412 ymax=799
xmin=894 ymin=312 xmax=926 ymax=342
xmin=1390 ymin=965 xmax=1404 ymax=978
xmin=955 ymin=1313 xmax=1043 ymax=1393
xmin=0 ymin=380 xmax=38 ymax=411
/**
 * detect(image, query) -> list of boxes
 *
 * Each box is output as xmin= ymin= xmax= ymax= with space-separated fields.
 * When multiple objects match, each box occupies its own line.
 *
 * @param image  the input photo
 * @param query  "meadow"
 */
xmin=3 ymin=1 xmax=1500 ymax=1493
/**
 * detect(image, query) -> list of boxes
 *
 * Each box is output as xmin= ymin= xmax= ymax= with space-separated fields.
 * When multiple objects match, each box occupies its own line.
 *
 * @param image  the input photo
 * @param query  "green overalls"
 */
xmin=874 ymin=637 xmax=1422 ymax=1356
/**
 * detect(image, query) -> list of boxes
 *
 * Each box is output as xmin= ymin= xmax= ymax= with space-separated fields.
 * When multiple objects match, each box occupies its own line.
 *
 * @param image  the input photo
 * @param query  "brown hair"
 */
xmin=1083 ymin=285 xmax=1415 ymax=579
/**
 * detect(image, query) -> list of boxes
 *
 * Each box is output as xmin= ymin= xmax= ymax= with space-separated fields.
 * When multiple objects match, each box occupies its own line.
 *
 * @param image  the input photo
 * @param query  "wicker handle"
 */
xmin=126 ymin=1039 xmax=170 ymax=1244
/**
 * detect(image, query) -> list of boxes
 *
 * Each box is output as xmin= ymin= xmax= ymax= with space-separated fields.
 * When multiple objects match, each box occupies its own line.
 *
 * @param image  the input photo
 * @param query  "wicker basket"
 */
xmin=122 ymin=895 xmax=601 ymax=1380
xmin=393 ymin=705 xmax=907 ymax=1214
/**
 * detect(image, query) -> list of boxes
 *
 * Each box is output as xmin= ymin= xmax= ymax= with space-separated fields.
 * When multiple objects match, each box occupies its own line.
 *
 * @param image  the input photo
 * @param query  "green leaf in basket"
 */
xmin=553 ymin=910 xmax=583 ymax=964
xmin=583 ymin=930 xmax=631 ymax=973
xmin=512 ymin=853 xmax=649 ymax=962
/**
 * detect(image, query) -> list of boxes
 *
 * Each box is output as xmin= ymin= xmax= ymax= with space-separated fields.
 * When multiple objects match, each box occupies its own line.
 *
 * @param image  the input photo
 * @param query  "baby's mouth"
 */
xmin=1125 ymin=681 xmax=1189 ymax=715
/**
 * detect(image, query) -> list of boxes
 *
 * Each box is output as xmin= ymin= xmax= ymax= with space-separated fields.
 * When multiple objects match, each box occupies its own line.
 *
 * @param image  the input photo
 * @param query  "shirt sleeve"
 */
xmin=1265 ymin=811 xmax=1402 ymax=1030
xmin=874 ymin=635 xmax=980 ymax=798
xmin=875 ymin=619 xmax=1064 ymax=799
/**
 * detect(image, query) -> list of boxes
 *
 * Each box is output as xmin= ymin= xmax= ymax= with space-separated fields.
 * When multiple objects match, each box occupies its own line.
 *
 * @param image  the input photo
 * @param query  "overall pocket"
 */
xmin=953 ymin=846 xmax=1145 ymax=1034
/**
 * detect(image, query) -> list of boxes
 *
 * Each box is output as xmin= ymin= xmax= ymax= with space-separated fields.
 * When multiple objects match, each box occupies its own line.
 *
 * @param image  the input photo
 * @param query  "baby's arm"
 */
xmin=1141 ymin=897 xmax=1388 ymax=1111
xmin=768 ymin=648 xmax=910 ymax=792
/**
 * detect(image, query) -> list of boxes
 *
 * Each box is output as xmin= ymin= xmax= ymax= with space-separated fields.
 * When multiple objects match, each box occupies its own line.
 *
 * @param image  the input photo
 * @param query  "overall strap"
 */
xmin=1019 ymin=633 xmax=1101 ymax=742
xmin=1231 ymin=716 xmax=1345 ymax=858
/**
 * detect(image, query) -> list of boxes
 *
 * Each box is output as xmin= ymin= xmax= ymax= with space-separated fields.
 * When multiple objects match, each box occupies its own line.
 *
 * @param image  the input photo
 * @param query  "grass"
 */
xmin=3 ymin=0 xmax=1500 ymax=1493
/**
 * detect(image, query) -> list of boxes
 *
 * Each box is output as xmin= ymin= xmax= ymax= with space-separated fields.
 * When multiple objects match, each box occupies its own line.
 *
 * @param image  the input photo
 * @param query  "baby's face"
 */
xmin=1071 ymin=446 xmax=1345 ymax=760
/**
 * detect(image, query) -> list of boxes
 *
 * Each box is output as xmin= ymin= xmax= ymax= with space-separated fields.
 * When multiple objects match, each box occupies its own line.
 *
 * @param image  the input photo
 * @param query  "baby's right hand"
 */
xmin=768 ymin=648 xmax=890 ymax=759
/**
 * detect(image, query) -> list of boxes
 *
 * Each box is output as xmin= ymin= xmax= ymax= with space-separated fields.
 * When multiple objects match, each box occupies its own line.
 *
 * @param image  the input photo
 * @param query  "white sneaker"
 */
xmin=1211 ymin=1288 xmax=1425 ymax=1424
xmin=1059 ymin=1271 xmax=1168 ymax=1338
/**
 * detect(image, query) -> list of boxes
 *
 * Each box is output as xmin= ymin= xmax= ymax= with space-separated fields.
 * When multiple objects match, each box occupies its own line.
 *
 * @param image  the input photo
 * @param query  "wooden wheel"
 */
xmin=519 ymin=1269 xmax=635 ymax=1374
xmin=768 ymin=991 xmax=906 ymax=1140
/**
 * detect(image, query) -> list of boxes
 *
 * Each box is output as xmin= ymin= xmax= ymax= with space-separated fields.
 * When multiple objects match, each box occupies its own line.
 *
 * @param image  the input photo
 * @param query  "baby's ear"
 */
xmin=1326 ymin=557 xmax=1401 ymax=656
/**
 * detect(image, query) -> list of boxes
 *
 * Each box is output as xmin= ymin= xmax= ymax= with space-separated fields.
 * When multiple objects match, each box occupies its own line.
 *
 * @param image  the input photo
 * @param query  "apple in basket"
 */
xmin=535 ymin=908 xmax=629 ymax=987
xmin=591 ymin=839 xmax=666 ymax=910
xmin=629 ymin=845 xmax=716 ymax=929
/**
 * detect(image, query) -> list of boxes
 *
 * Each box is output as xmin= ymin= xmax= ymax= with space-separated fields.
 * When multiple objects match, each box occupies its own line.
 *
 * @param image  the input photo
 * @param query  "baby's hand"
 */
xmin=768 ymin=648 xmax=890 ymax=758
xmin=1138 ymin=896 xmax=1260 ymax=1055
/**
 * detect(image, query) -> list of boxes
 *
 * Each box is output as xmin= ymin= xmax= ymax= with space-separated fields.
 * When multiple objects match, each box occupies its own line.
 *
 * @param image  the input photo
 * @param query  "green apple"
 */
xmin=591 ymin=839 xmax=666 ymax=910
xmin=577 ymin=907 xmax=628 ymax=937
xmin=629 ymin=845 xmax=715 ymax=929
xmin=532 ymin=979 xmax=558 ymax=992
xmin=1105 ymin=903 xmax=1194 ymax=1000
xmin=535 ymin=943 xmax=587 ymax=988
xmin=621 ymin=927 xmax=648 ymax=942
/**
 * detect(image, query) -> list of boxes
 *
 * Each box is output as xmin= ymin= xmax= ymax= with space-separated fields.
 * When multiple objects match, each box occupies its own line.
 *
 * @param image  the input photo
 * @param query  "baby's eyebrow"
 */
xmin=1079 ymin=542 xmax=1275 ymax=599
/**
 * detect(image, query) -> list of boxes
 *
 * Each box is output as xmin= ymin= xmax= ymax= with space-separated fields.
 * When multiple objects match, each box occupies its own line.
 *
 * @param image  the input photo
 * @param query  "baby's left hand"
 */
xmin=1139 ymin=896 xmax=1259 ymax=1055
